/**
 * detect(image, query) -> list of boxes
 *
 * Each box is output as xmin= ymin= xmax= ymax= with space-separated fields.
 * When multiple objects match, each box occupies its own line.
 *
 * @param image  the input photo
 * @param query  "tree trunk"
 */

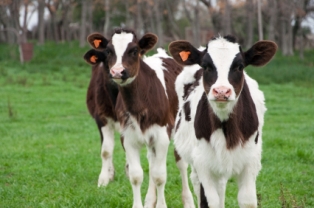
xmin=38 ymin=0 xmax=45 ymax=44
xmin=165 ymin=0 xmax=180 ymax=39
xmin=245 ymin=0 xmax=254 ymax=48
xmin=103 ymin=0 xmax=110 ymax=37
xmin=146 ymin=2 xmax=156 ymax=34
xmin=47 ymin=0 xmax=60 ymax=43
xmin=200 ymin=0 xmax=218 ymax=32
xmin=299 ymin=34 xmax=304 ymax=60
xmin=125 ymin=0 xmax=133 ymax=28
xmin=21 ymin=1 xmax=29 ymax=43
xmin=193 ymin=0 xmax=200 ymax=46
xmin=257 ymin=0 xmax=263 ymax=40
xmin=59 ymin=2 xmax=70 ymax=43
xmin=267 ymin=0 xmax=277 ymax=41
xmin=222 ymin=0 xmax=231 ymax=35
xmin=287 ymin=19 xmax=294 ymax=55
xmin=135 ymin=0 xmax=144 ymax=36
xmin=280 ymin=18 xmax=288 ymax=55
xmin=293 ymin=16 xmax=301 ymax=50
xmin=79 ymin=0 xmax=88 ymax=47
xmin=9 ymin=0 xmax=22 ymax=43
xmin=154 ymin=0 xmax=164 ymax=47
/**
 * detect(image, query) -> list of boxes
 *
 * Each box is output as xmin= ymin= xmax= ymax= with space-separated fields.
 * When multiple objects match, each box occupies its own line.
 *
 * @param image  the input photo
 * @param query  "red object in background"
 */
xmin=20 ymin=43 xmax=33 ymax=62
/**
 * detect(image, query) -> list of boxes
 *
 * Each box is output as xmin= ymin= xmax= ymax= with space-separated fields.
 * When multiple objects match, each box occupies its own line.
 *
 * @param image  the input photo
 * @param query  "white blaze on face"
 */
xmin=111 ymin=32 xmax=134 ymax=71
xmin=207 ymin=37 xmax=240 ymax=102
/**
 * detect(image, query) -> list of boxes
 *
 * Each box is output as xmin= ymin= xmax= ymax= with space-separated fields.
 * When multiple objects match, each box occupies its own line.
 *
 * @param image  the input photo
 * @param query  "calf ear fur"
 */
xmin=87 ymin=33 xmax=109 ymax=50
xmin=244 ymin=41 xmax=278 ymax=67
xmin=83 ymin=49 xmax=106 ymax=65
xmin=138 ymin=33 xmax=158 ymax=55
xmin=168 ymin=41 xmax=203 ymax=66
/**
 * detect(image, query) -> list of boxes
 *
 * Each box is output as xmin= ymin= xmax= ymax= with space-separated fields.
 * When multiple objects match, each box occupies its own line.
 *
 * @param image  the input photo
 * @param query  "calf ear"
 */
xmin=83 ymin=49 xmax=106 ymax=65
xmin=138 ymin=33 xmax=158 ymax=55
xmin=168 ymin=41 xmax=203 ymax=66
xmin=244 ymin=41 xmax=278 ymax=67
xmin=87 ymin=33 xmax=109 ymax=50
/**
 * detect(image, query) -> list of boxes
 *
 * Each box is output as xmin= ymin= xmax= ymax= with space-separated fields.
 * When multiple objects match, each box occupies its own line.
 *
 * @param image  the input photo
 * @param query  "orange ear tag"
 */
xmin=90 ymin=55 xmax=98 ymax=63
xmin=93 ymin=39 xmax=102 ymax=48
xmin=179 ymin=51 xmax=190 ymax=61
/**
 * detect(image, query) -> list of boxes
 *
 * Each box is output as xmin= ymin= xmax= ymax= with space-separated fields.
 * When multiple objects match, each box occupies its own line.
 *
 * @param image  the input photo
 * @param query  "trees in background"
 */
xmin=0 ymin=0 xmax=314 ymax=54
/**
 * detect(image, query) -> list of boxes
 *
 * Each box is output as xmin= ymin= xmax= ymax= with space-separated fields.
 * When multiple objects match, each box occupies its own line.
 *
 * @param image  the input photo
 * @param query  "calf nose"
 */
xmin=213 ymin=86 xmax=232 ymax=100
xmin=110 ymin=66 xmax=124 ymax=79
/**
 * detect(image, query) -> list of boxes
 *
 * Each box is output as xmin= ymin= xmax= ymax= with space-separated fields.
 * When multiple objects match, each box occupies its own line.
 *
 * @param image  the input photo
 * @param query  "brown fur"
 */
xmin=86 ymin=64 xmax=119 ymax=142
xmin=115 ymin=59 xmax=182 ymax=133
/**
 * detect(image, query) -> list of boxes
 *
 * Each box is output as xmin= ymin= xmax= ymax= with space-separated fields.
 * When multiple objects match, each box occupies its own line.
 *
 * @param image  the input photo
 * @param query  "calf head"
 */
xmin=169 ymin=36 xmax=277 ymax=115
xmin=86 ymin=29 xmax=158 ymax=86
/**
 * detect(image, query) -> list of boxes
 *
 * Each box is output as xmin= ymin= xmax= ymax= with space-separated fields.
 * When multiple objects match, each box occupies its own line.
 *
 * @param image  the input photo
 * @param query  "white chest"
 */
xmin=122 ymin=115 xmax=169 ymax=147
xmin=192 ymin=130 xmax=262 ymax=178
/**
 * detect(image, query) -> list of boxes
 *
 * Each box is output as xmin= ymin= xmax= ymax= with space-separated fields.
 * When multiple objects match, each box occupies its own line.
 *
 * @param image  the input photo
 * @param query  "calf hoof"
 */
xmin=239 ymin=203 xmax=257 ymax=208
xmin=97 ymin=169 xmax=114 ymax=187
xmin=144 ymin=196 xmax=156 ymax=208
xmin=155 ymin=202 xmax=167 ymax=208
xmin=144 ymin=202 xmax=156 ymax=208
xmin=183 ymin=200 xmax=195 ymax=208
xmin=182 ymin=191 xmax=195 ymax=208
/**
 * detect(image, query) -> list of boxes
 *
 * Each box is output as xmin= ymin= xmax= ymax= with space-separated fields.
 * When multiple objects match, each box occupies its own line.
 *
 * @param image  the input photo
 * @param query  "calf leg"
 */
xmin=144 ymin=150 xmax=156 ymax=208
xmin=237 ymin=167 xmax=258 ymax=208
xmin=147 ymin=132 xmax=169 ymax=208
xmin=217 ymin=178 xmax=227 ymax=207
xmin=193 ymin=161 xmax=221 ymax=208
xmin=98 ymin=125 xmax=115 ymax=187
xmin=175 ymin=150 xmax=195 ymax=208
xmin=190 ymin=167 xmax=201 ymax=208
xmin=124 ymin=137 xmax=144 ymax=208
xmin=120 ymin=136 xmax=130 ymax=179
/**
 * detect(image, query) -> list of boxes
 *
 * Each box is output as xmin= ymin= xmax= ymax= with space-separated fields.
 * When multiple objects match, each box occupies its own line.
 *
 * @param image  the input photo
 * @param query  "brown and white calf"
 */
xmin=169 ymin=36 xmax=277 ymax=208
xmin=84 ymin=29 xmax=195 ymax=208
xmin=84 ymin=42 xmax=120 ymax=187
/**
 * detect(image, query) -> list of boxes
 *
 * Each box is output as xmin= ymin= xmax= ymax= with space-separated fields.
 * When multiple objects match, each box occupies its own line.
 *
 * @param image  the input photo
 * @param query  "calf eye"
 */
xmin=233 ymin=64 xmax=244 ymax=72
xmin=130 ymin=48 xmax=138 ymax=56
xmin=105 ymin=49 xmax=112 ymax=56
xmin=237 ymin=64 xmax=244 ymax=71
xmin=203 ymin=66 xmax=213 ymax=71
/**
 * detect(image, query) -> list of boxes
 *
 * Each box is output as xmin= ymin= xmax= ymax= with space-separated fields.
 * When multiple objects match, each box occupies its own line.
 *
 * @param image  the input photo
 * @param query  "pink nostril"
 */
xmin=213 ymin=88 xmax=219 ymax=96
xmin=110 ymin=69 xmax=118 ymax=76
xmin=110 ymin=67 xmax=124 ymax=78
xmin=225 ymin=89 xmax=231 ymax=97
xmin=213 ymin=87 xmax=232 ymax=99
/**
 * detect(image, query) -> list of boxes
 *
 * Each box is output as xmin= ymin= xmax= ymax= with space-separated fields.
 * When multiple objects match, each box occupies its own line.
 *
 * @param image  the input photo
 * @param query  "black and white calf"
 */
xmin=169 ymin=36 xmax=277 ymax=208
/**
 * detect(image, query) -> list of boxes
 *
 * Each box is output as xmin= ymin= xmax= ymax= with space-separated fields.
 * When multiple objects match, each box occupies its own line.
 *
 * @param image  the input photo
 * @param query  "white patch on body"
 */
xmin=143 ymin=49 xmax=171 ymax=98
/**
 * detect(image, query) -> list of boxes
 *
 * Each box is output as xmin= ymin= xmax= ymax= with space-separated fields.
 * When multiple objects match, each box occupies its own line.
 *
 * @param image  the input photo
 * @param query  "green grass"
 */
xmin=0 ymin=42 xmax=314 ymax=207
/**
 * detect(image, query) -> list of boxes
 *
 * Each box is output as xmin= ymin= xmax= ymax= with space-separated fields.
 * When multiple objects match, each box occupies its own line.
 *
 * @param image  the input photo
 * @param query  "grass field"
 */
xmin=0 ymin=42 xmax=314 ymax=207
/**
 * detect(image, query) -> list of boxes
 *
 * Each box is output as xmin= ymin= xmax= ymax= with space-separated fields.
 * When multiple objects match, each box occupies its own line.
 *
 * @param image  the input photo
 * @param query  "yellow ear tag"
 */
xmin=179 ymin=51 xmax=190 ymax=61
xmin=93 ymin=39 xmax=102 ymax=48
xmin=90 ymin=55 xmax=98 ymax=63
